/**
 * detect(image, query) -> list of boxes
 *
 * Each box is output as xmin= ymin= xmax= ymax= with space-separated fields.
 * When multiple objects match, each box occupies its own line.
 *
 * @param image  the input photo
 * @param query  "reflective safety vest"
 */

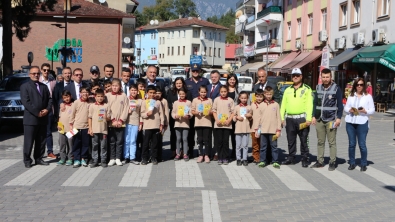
xmin=315 ymin=83 xmax=338 ymax=121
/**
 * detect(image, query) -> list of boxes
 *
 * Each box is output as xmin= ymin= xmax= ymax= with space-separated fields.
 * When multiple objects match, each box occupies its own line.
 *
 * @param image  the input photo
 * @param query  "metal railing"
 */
xmin=235 ymin=23 xmax=244 ymax=33
xmin=246 ymin=15 xmax=255 ymax=24
xmin=235 ymin=46 xmax=244 ymax=56
xmin=256 ymin=39 xmax=278 ymax=49
xmin=257 ymin=6 xmax=282 ymax=20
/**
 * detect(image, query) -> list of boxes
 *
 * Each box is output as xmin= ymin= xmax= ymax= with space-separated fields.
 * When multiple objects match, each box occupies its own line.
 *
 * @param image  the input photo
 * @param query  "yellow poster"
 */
xmin=57 ymin=122 xmax=65 ymax=134
xmin=178 ymin=105 xmax=185 ymax=117
xmin=203 ymin=104 xmax=211 ymax=116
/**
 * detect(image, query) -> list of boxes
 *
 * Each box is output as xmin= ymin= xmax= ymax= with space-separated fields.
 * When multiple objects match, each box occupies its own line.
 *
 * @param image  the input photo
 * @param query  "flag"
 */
xmin=319 ymin=46 xmax=330 ymax=84
xmin=263 ymin=19 xmax=270 ymax=24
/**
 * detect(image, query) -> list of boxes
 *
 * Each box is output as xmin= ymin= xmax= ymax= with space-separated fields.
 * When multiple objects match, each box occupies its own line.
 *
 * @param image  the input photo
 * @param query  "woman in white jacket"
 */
xmin=344 ymin=78 xmax=375 ymax=172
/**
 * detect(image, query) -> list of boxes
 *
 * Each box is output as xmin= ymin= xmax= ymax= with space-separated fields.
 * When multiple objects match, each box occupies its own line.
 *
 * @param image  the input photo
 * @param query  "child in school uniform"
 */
xmin=88 ymin=89 xmax=108 ymax=168
xmin=171 ymin=88 xmax=192 ymax=161
xmin=136 ymin=78 xmax=146 ymax=161
xmin=156 ymin=86 xmax=169 ymax=162
xmin=233 ymin=91 xmax=252 ymax=166
xmin=140 ymin=85 xmax=165 ymax=165
xmin=104 ymin=80 xmax=112 ymax=93
xmin=212 ymin=85 xmax=234 ymax=165
xmin=88 ymin=82 xmax=101 ymax=103
xmin=57 ymin=90 xmax=74 ymax=166
xmin=106 ymin=79 xmax=129 ymax=166
xmin=191 ymin=86 xmax=213 ymax=163
xmin=257 ymin=86 xmax=282 ymax=168
xmin=249 ymin=89 xmax=264 ymax=164
xmin=70 ymin=86 xmax=90 ymax=168
xmin=124 ymin=84 xmax=142 ymax=165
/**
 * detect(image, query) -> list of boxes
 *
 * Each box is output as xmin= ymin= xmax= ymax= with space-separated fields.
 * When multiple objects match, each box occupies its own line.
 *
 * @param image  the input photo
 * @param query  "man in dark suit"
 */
xmin=253 ymin=68 xmax=280 ymax=103
xmin=206 ymin=70 xmax=222 ymax=161
xmin=20 ymin=66 xmax=52 ymax=168
xmin=64 ymin=68 xmax=88 ymax=101
xmin=146 ymin=65 xmax=166 ymax=96
xmin=53 ymin=67 xmax=73 ymax=120
xmin=100 ymin=64 xmax=115 ymax=83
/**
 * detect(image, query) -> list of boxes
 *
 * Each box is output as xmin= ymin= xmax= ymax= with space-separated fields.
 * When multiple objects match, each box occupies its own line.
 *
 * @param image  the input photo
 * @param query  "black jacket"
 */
xmin=64 ymin=81 xmax=89 ymax=101
xmin=166 ymin=90 xmax=193 ymax=111
xmin=252 ymin=81 xmax=281 ymax=104
xmin=53 ymin=81 xmax=73 ymax=119
xmin=20 ymin=80 xmax=52 ymax=125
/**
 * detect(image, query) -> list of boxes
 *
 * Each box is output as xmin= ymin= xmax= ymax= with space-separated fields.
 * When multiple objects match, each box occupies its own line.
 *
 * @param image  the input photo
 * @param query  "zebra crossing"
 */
xmin=1 ymin=158 xmax=395 ymax=193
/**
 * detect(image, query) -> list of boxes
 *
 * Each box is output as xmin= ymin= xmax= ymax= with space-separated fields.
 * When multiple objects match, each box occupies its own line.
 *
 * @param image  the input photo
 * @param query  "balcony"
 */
xmin=235 ymin=46 xmax=244 ymax=57
xmin=256 ymin=6 xmax=282 ymax=26
xmin=245 ymin=15 xmax=255 ymax=31
xmin=236 ymin=0 xmax=244 ymax=9
xmin=235 ymin=23 xmax=244 ymax=35
xmin=236 ymin=0 xmax=254 ymax=9
xmin=255 ymin=39 xmax=281 ymax=54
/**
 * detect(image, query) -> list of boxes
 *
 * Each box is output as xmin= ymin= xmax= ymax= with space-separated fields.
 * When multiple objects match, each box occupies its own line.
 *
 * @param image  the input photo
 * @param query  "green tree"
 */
xmin=173 ymin=0 xmax=198 ymax=18
xmin=133 ymin=10 xmax=147 ymax=28
xmin=1 ymin=0 xmax=56 ymax=76
xmin=207 ymin=9 xmax=239 ymax=43
xmin=154 ymin=0 xmax=176 ymax=21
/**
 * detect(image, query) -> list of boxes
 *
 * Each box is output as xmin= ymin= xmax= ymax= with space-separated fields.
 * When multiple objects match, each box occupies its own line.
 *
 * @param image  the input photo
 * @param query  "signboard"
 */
xmin=190 ymin=55 xmax=202 ymax=66
xmin=244 ymin=45 xmax=255 ymax=57
xmin=319 ymin=46 xmax=330 ymax=84
xmin=148 ymin=55 xmax=157 ymax=60
xmin=45 ymin=38 xmax=83 ymax=63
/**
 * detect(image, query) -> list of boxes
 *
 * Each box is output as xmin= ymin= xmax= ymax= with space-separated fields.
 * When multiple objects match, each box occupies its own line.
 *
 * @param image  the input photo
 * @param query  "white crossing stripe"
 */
xmin=313 ymin=165 xmax=373 ymax=192
xmin=176 ymin=160 xmax=204 ymax=187
xmin=221 ymin=161 xmax=261 ymax=189
xmin=202 ymin=190 xmax=222 ymax=222
xmin=267 ymin=165 xmax=318 ymax=191
xmin=364 ymin=166 xmax=395 ymax=188
xmin=62 ymin=167 xmax=102 ymax=187
xmin=5 ymin=164 xmax=57 ymax=186
xmin=119 ymin=164 xmax=152 ymax=187
xmin=0 ymin=159 xmax=20 ymax=173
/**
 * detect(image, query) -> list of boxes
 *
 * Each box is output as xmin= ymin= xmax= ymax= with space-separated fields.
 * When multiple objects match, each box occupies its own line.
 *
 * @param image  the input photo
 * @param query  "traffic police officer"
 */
xmin=280 ymin=68 xmax=313 ymax=167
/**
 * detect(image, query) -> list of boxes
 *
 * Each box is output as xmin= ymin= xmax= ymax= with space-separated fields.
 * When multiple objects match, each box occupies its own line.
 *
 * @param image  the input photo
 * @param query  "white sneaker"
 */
xmin=116 ymin=159 xmax=123 ymax=166
xmin=108 ymin=159 xmax=116 ymax=166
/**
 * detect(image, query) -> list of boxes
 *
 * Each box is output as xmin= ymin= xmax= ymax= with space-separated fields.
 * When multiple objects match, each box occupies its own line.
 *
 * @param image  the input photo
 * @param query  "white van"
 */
xmin=237 ymin=76 xmax=253 ymax=92
xmin=171 ymin=68 xmax=187 ymax=82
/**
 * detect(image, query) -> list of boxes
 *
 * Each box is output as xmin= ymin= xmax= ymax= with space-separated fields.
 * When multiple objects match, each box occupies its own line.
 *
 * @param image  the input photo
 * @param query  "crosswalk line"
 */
xmin=0 ymin=159 xmax=20 ymax=173
xmin=202 ymin=190 xmax=222 ymax=222
xmin=364 ymin=166 xmax=395 ymax=188
xmin=221 ymin=162 xmax=261 ymax=189
xmin=267 ymin=165 xmax=318 ymax=191
xmin=176 ymin=160 xmax=204 ymax=187
xmin=119 ymin=164 xmax=152 ymax=187
xmin=62 ymin=167 xmax=102 ymax=187
xmin=313 ymin=165 xmax=373 ymax=192
xmin=5 ymin=164 xmax=57 ymax=186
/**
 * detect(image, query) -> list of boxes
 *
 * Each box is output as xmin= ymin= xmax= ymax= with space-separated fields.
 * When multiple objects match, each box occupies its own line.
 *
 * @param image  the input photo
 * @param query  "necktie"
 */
xmin=36 ymin=83 xmax=41 ymax=95
xmin=124 ymin=84 xmax=127 ymax=94
xmin=210 ymin=85 xmax=215 ymax=97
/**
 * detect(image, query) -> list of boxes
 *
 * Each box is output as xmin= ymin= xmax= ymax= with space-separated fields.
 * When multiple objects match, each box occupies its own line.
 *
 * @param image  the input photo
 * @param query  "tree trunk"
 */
xmin=3 ymin=0 xmax=13 ymax=76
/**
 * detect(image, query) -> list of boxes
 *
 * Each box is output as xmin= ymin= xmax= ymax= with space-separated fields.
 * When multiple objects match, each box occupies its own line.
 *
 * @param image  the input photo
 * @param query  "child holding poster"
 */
xmin=233 ymin=91 xmax=252 ymax=166
xmin=191 ymin=86 xmax=213 ymax=163
xmin=171 ymin=89 xmax=192 ymax=161
xmin=212 ymin=85 xmax=234 ymax=165
xmin=57 ymin=90 xmax=74 ymax=166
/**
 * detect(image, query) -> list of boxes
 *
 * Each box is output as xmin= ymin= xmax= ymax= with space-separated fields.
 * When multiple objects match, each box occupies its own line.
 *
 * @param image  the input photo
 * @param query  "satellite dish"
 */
xmin=150 ymin=20 xmax=154 ymax=25
xmin=154 ymin=20 xmax=159 ymax=25
xmin=98 ymin=0 xmax=106 ymax=3
xmin=123 ymin=37 xmax=131 ymax=44
xmin=201 ymin=51 xmax=205 ymax=56
xmin=238 ymin=15 xmax=247 ymax=23
xmin=235 ymin=10 xmax=243 ymax=18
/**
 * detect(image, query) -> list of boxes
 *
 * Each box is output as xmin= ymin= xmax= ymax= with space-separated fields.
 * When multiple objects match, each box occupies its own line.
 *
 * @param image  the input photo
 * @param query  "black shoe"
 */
xmin=152 ymin=158 xmax=158 ymax=165
xmin=141 ymin=159 xmax=148 ymax=165
xmin=301 ymin=157 xmax=309 ymax=168
xmin=360 ymin=166 xmax=367 ymax=172
xmin=237 ymin=160 xmax=242 ymax=166
xmin=90 ymin=161 xmax=98 ymax=168
xmin=35 ymin=159 xmax=49 ymax=166
xmin=124 ymin=158 xmax=130 ymax=164
xmin=282 ymin=159 xmax=295 ymax=165
xmin=130 ymin=159 xmax=140 ymax=165
xmin=101 ymin=162 xmax=108 ymax=168
xmin=25 ymin=163 xmax=32 ymax=168
xmin=212 ymin=155 xmax=218 ymax=161
xmin=328 ymin=162 xmax=336 ymax=171
xmin=242 ymin=160 xmax=248 ymax=166
xmin=310 ymin=161 xmax=324 ymax=168
xmin=348 ymin=164 xmax=356 ymax=170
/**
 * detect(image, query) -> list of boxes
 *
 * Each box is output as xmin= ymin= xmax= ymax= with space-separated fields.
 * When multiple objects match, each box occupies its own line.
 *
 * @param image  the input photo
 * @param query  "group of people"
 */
xmin=20 ymin=63 xmax=375 ymax=172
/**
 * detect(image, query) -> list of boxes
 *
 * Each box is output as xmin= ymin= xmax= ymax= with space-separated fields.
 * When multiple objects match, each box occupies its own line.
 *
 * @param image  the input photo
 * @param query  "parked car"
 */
xmin=0 ymin=73 xmax=30 ymax=125
xmin=237 ymin=76 xmax=253 ymax=92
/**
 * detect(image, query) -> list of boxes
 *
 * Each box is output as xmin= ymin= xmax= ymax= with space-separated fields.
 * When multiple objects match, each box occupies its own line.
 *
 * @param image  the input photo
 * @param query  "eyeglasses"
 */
xmin=74 ymin=74 xmax=83 ymax=76
xmin=91 ymin=72 xmax=99 ymax=75
xmin=357 ymin=84 xmax=364 ymax=87
xmin=42 ymin=69 xmax=49 ymax=72
xmin=191 ymin=70 xmax=199 ymax=73
xmin=292 ymin=74 xmax=301 ymax=78
xmin=30 ymin=72 xmax=40 ymax=75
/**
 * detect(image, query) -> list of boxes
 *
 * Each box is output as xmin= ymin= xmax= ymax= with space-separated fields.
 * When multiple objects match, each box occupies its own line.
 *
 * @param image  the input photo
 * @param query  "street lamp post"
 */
xmin=63 ymin=0 xmax=68 ymax=68
xmin=139 ymin=27 xmax=142 ymax=78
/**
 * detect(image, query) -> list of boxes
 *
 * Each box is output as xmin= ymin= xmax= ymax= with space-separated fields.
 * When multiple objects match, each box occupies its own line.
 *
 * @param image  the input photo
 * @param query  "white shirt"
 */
xmin=122 ymin=82 xmax=130 ymax=97
xmin=63 ymin=81 xmax=70 ymax=88
xmin=74 ymin=82 xmax=81 ymax=99
xmin=41 ymin=78 xmax=51 ymax=92
xmin=344 ymin=93 xmax=375 ymax=124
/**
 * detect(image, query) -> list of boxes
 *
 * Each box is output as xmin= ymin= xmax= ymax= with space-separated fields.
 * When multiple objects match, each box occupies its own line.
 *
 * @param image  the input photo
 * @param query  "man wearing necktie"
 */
xmin=121 ymin=68 xmax=131 ymax=96
xmin=53 ymin=67 xmax=73 ymax=122
xmin=65 ymin=68 xmax=86 ymax=101
xmin=252 ymin=68 xmax=280 ymax=103
xmin=20 ymin=66 xmax=52 ymax=168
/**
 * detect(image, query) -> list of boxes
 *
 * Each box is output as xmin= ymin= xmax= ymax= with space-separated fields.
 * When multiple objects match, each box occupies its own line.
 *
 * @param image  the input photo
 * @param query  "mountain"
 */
xmin=136 ymin=0 xmax=238 ymax=19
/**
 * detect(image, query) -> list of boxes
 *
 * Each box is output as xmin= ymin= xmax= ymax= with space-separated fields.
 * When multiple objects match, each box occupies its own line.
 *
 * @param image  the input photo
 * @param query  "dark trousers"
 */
xmin=92 ymin=133 xmax=107 ymax=162
xmin=72 ymin=128 xmax=90 ymax=161
xmin=169 ymin=116 xmax=177 ymax=151
xmin=188 ymin=118 xmax=195 ymax=157
xmin=23 ymin=125 xmax=46 ymax=164
xmin=196 ymin=127 xmax=212 ymax=156
xmin=285 ymin=117 xmax=310 ymax=160
xmin=136 ymin=131 xmax=144 ymax=161
xmin=215 ymin=128 xmax=231 ymax=160
xmin=142 ymin=129 xmax=159 ymax=161
xmin=229 ymin=122 xmax=236 ymax=159
xmin=46 ymin=111 xmax=54 ymax=154
xmin=210 ymin=120 xmax=216 ymax=158
xmin=157 ymin=133 xmax=163 ymax=161
xmin=260 ymin=134 xmax=279 ymax=163
xmin=109 ymin=127 xmax=124 ymax=159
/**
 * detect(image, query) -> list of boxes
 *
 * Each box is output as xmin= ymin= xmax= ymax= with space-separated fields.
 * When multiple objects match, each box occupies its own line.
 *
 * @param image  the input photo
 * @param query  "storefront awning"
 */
xmin=248 ymin=61 xmax=270 ymax=72
xmin=268 ymin=53 xmax=288 ymax=70
xmin=236 ymin=63 xmax=256 ymax=73
xmin=330 ymin=48 xmax=362 ymax=71
xmin=352 ymin=44 xmax=395 ymax=72
xmin=290 ymin=50 xmax=322 ymax=73
xmin=281 ymin=52 xmax=311 ymax=73
xmin=269 ymin=51 xmax=300 ymax=72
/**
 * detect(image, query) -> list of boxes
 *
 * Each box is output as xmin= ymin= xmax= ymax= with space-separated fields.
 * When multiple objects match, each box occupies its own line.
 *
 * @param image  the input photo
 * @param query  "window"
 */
xmin=204 ymin=32 xmax=207 ymax=39
xmin=151 ymin=33 xmax=156 ymax=39
xmin=193 ymin=29 xmax=199 ymax=38
xmin=167 ymin=31 xmax=170 ymax=38
xmin=137 ymin=48 xmax=141 ymax=56
xmin=167 ymin=47 xmax=170 ymax=56
xmin=218 ymin=33 xmax=221 ymax=41
xmin=218 ymin=48 xmax=221 ymax=57
xmin=178 ymin=46 xmax=180 ymax=55
xmin=193 ymin=47 xmax=198 ymax=55
xmin=151 ymin=48 xmax=156 ymax=55
xmin=308 ymin=14 xmax=313 ymax=35
xmin=209 ymin=32 xmax=212 ymax=39
xmin=273 ymin=28 xmax=278 ymax=39
xmin=322 ymin=9 xmax=327 ymax=30
xmin=287 ymin=22 xmax=291 ymax=40
xmin=163 ymin=37 xmax=165 ymax=44
xmin=177 ymin=31 xmax=180 ymax=38
xmin=350 ymin=1 xmax=360 ymax=24
xmin=182 ymin=30 xmax=186 ymax=37
xmin=297 ymin=19 xmax=301 ymax=38
xmin=340 ymin=3 xmax=348 ymax=27
xmin=204 ymin=47 xmax=207 ymax=55
xmin=183 ymin=46 xmax=185 ymax=55
xmin=209 ymin=47 xmax=212 ymax=56
xmin=171 ymin=31 xmax=174 ymax=38
xmin=162 ymin=54 xmax=165 ymax=59
xmin=214 ymin=48 xmax=216 ymax=57
xmin=171 ymin=47 xmax=174 ymax=56
xmin=136 ymin=34 xmax=140 ymax=42
xmin=378 ymin=0 xmax=390 ymax=17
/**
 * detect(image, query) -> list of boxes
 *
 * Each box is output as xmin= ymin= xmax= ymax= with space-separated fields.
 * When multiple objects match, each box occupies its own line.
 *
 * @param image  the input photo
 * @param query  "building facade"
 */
xmin=134 ymin=27 xmax=160 ymax=75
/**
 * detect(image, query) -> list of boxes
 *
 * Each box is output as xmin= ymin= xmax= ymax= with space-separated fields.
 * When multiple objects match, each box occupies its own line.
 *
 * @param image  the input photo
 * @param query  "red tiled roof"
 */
xmin=225 ymin=44 xmax=238 ymax=59
xmin=158 ymin=17 xmax=228 ymax=30
xmin=136 ymin=20 xmax=176 ymax=31
xmin=36 ymin=0 xmax=134 ymax=18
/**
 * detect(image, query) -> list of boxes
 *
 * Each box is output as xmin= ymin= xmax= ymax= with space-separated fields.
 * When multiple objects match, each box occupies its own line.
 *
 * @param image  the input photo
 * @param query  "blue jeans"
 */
xmin=124 ymin=124 xmax=139 ymax=159
xmin=346 ymin=121 xmax=369 ymax=166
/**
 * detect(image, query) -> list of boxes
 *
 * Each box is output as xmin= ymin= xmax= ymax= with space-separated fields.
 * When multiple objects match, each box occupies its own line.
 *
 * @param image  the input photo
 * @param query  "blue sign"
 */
xmin=190 ymin=55 xmax=202 ymax=66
